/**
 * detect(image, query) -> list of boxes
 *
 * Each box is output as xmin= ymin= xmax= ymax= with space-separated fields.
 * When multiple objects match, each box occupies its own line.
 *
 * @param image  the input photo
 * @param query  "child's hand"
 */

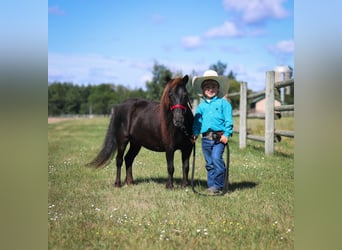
xmin=220 ymin=135 xmax=229 ymax=144
xmin=192 ymin=135 xmax=197 ymax=144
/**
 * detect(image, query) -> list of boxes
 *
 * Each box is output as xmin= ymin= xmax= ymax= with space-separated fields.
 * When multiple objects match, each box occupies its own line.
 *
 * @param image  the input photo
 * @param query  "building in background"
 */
xmin=250 ymin=96 xmax=281 ymax=114
xmin=274 ymin=66 xmax=293 ymax=104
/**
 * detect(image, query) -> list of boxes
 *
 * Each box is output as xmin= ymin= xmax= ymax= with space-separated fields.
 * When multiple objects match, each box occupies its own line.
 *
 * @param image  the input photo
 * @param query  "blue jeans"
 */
xmin=201 ymin=138 xmax=226 ymax=190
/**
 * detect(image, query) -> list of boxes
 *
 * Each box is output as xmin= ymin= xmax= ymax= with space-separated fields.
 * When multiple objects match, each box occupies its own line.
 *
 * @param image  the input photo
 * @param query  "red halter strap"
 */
xmin=170 ymin=104 xmax=187 ymax=111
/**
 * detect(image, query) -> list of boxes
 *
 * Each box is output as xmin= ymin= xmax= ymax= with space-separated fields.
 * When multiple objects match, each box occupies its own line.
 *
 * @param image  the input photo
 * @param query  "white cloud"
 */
xmin=139 ymin=73 xmax=153 ymax=84
xmin=275 ymin=39 xmax=294 ymax=53
xmin=48 ymin=53 xmax=273 ymax=92
xmin=181 ymin=36 xmax=203 ymax=49
xmin=235 ymin=66 xmax=269 ymax=91
xmin=268 ymin=39 xmax=294 ymax=54
xmin=48 ymin=53 xmax=152 ymax=89
xmin=223 ymin=0 xmax=288 ymax=24
xmin=204 ymin=21 xmax=242 ymax=38
xmin=151 ymin=13 xmax=165 ymax=24
xmin=48 ymin=6 xmax=65 ymax=16
xmin=244 ymin=72 xmax=267 ymax=91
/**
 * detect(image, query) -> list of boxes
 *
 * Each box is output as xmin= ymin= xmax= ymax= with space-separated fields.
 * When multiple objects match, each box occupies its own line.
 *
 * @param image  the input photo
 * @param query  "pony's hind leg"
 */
xmin=124 ymin=143 xmax=142 ymax=185
xmin=114 ymin=141 xmax=129 ymax=187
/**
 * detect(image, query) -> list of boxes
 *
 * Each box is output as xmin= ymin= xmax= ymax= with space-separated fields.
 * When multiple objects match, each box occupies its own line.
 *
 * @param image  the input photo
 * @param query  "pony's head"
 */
xmin=162 ymin=75 xmax=191 ymax=128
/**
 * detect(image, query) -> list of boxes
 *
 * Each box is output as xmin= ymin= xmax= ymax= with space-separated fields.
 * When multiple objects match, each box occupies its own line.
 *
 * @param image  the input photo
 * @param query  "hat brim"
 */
xmin=192 ymin=75 xmax=229 ymax=98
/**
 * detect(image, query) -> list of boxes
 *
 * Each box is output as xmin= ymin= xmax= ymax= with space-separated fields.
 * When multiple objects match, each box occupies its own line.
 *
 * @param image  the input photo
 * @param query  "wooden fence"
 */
xmin=228 ymin=71 xmax=294 ymax=155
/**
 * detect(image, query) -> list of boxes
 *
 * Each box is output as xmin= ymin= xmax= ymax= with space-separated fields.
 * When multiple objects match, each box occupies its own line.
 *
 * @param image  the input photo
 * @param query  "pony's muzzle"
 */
xmin=172 ymin=110 xmax=184 ymax=127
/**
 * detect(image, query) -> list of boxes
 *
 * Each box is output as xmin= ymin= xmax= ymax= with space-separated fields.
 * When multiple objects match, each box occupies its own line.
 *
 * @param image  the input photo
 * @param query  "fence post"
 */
xmin=239 ymin=82 xmax=247 ymax=148
xmin=265 ymin=71 xmax=275 ymax=155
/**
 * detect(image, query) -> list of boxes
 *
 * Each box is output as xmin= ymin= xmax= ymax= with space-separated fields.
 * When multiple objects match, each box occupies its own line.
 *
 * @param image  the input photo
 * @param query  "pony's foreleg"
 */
xmin=181 ymin=148 xmax=191 ymax=187
xmin=165 ymin=151 xmax=175 ymax=189
xmin=124 ymin=143 xmax=142 ymax=185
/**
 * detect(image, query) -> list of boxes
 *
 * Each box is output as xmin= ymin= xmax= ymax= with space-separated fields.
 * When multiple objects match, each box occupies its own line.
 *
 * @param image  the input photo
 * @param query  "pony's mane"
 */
xmin=160 ymin=77 xmax=182 ymax=107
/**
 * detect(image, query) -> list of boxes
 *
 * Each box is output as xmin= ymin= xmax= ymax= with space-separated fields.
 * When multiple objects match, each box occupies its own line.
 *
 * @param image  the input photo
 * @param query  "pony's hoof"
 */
xmin=125 ymin=177 xmax=134 ymax=185
xmin=165 ymin=183 xmax=174 ymax=189
xmin=125 ymin=180 xmax=134 ymax=186
xmin=114 ymin=182 xmax=122 ymax=188
xmin=181 ymin=182 xmax=189 ymax=188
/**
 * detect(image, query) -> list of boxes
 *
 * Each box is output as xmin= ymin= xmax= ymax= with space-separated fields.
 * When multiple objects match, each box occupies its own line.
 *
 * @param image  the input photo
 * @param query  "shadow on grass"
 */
xmin=133 ymin=177 xmax=191 ymax=188
xmin=191 ymin=179 xmax=258 ymax=193
xmin=247 ymin=143 xmax=294 ymax=158
xmin=229 ymin=181 xmax=258 ymax=192
xmin=132 ymin=177 xmax=258 ymax=193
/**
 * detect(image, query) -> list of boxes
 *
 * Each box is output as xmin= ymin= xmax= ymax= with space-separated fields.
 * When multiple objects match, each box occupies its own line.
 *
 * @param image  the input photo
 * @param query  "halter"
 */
xmin=170 ymin=104 xmax=187 ymax=111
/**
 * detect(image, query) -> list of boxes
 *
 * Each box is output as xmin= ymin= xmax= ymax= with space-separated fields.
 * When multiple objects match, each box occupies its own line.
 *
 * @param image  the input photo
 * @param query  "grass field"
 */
xmin=48 ymin=117 xmax=294 ymax=249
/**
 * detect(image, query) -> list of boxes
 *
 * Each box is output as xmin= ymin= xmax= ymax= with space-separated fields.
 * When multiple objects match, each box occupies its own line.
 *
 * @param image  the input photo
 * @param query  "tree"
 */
xmin=226 ymin=79 xmax=241 ymax=109
xmin=227 ymin=70 xmax=236 ymax=80
xmin=209 ymin=61 xmax=227 ymax=76
xmin=48 ymin=82 xmax=72 ymax=115
xmin=88 ymin=84 xmax=116 ymax=114
xmin=65 ymin=86 xmax=82 ymax=114
xmin=145 ymin=62 xmax=172 ymax=101
xmin=79 ymin=85 xmax=92 ymax=114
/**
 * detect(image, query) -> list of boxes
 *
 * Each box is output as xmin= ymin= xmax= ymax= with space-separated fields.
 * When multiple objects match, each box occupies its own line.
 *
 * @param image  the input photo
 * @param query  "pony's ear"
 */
xmin=165 ymin=75 xmax=172 ymax=83
xmin=182 ymin=75 xmax=189 ymax=85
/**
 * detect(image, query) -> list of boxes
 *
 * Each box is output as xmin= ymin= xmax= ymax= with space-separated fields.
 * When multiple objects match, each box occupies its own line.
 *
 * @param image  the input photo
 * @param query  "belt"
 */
xmin=202 ymin=131 xmax=223 ymax=140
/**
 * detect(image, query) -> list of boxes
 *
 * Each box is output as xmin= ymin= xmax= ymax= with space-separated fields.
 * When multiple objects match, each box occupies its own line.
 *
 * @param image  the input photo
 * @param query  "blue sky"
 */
xmin=48 ymin=0 xmax=293 ymax=91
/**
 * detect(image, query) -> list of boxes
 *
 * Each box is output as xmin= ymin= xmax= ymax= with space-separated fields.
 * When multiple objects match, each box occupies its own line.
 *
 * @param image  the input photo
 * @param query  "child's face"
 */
xmin=202 ymin=80 xmax=219 ymax=99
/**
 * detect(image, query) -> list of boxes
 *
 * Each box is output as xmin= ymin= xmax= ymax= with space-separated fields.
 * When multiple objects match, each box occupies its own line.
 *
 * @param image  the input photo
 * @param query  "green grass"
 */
xmin=48 ymin=117 xmax=294 ymax=249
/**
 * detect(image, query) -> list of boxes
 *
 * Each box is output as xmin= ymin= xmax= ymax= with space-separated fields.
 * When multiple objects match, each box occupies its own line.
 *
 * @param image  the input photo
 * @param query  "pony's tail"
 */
xmin=86 ymin=113 xmax=117 ymax=168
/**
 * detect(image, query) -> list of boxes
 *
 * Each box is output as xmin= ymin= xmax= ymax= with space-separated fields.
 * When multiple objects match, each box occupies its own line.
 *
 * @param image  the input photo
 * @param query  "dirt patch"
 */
xmin=48 ymin=117 xmax=72 ymax=124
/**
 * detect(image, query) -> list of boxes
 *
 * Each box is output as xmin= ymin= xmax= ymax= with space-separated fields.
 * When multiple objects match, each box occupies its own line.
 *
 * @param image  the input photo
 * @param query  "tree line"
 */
xmin=48 ymin=61 xmax=242 ymax=116
xmin=48 ymin=61 xmax=293 ymax=116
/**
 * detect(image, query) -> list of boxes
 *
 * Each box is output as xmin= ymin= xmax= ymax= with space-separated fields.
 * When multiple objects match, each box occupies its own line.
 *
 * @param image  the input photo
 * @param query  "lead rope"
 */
xmin=191 ymin=142 xmax=230 ymax=196
xmin=222 ymin=143 xmax=230 ymax=195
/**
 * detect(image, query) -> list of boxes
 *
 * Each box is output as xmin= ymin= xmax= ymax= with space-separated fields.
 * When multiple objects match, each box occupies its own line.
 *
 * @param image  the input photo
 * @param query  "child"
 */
xmin=192 ymin=70 xmax=233 ymax=194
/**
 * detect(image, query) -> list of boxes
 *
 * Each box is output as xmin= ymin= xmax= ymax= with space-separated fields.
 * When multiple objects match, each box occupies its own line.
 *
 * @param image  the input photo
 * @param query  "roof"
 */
xmin=249 ymin=95 xmax=282 ymax=104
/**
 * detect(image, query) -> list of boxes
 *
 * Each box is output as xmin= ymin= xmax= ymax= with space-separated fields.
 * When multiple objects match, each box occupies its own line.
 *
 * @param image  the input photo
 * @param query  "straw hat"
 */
xmin=192 ymin=70 xmax=229 ymax=98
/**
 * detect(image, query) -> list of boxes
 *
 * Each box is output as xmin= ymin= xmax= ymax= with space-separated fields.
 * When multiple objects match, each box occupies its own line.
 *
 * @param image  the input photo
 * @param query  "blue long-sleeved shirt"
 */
xmin=192 ymin=96 xmax=233 ymax=138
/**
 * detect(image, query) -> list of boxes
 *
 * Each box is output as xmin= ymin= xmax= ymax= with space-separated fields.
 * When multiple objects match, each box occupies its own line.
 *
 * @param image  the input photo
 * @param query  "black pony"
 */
xmin=87 ymin=75 xmax=194 ymax=189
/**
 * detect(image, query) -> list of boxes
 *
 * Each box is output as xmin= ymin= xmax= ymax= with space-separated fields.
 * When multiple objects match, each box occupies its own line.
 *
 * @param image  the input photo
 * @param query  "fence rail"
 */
xmin=228 ymin=70 xmax=294 ymax=155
